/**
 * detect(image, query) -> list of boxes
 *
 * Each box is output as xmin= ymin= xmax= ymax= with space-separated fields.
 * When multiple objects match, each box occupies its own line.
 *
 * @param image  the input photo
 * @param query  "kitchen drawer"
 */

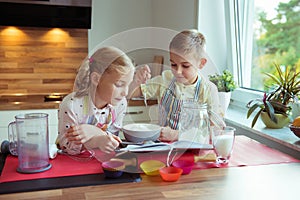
xmin=123 ymin=105 xmax=158 ymax=125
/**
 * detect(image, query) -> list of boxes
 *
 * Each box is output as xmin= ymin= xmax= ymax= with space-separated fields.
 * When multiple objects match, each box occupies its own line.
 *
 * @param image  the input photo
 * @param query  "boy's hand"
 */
xmin=159 ymin=126 xmax=178 ymax=142
xmin=127 ymin=65 xmax=151 ymax=98
xmin=134 ymin=65 xmax=151 ymax=84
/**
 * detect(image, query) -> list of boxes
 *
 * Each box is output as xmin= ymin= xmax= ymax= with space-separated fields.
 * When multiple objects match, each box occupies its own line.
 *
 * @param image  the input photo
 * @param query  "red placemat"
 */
xmin=192 ymin=135 xmax=300 ymax=169
xmin=229 ymin=135 xmax=299 ymax=166
xmin=0 ymin=153 xmax=103 ymax=183
xmin=1 ymin=135 xmax=299 ymax=183
xmin=135 ymin=135 xmax=300 ymax=168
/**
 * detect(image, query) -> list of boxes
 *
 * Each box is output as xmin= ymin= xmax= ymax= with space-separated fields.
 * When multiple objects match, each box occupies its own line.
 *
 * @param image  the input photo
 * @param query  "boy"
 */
xmin=128 ymin=29 xmax=221 ymax=142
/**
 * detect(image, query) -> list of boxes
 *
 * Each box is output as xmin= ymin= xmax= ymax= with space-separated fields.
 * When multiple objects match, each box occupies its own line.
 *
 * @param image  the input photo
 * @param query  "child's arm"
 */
xmin=127 ymin=65 xmax=151 ymax=99
xmin=66 ymin=124 xmax=121 ymax=154
xmin=207 ymin=81 xmax=223 ymax=117
xmin=65 ymin=124 xmax=104 ymax=144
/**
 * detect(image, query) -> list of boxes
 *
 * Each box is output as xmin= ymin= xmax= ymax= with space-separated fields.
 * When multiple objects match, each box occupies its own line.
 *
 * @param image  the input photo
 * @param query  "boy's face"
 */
xmin=94 ymin=69 xmax=134 ymax=108
xmin=169 ymin=51 xmax=200 ymax=85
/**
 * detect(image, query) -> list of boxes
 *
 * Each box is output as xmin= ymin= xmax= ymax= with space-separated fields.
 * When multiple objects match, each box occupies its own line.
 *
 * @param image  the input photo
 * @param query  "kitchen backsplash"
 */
xmin=0 ymin=26 xmax=88 ymax=109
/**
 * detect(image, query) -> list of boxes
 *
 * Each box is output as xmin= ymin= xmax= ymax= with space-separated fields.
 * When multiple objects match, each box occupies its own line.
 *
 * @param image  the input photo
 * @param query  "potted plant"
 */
xmin=246 ymin=63 xmax=300 ymax=128
xmin=209 ymin=69 xmax=237 ymax=92
xmin=290 ymin=95 xmax=300 ymax=121
xmin=209 ymin=69 xmax=237 ymax=115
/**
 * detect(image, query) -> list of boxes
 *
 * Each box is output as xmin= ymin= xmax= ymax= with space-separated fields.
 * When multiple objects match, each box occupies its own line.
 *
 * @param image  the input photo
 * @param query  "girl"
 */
xmin=56 ymin=46 xmax=135 ymax=155
xmin=129 ymin=29 xmax=221 ymax=142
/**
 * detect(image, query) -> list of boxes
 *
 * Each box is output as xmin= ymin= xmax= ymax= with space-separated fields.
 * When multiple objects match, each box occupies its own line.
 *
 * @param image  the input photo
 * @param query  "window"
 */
xmin=225 ymin=0 xmax=300 ymax=106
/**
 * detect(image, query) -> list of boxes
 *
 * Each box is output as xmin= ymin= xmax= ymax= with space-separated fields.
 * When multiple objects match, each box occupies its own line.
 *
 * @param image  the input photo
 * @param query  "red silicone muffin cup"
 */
xmin=159 ymin=166 xmax=183 ymax=182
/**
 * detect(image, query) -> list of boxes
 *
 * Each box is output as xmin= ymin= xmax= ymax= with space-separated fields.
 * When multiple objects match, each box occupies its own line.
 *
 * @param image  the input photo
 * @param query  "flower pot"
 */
xmin=260 ymin=111 xmax=290 ymax=129
xmin=218 ymin=92 xmax=231 ymax=116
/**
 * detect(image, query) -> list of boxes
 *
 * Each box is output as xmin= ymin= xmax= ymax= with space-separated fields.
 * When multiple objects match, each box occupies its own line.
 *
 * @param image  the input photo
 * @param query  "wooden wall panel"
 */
xmin=0 ymin=26 xmax=88 ymax=109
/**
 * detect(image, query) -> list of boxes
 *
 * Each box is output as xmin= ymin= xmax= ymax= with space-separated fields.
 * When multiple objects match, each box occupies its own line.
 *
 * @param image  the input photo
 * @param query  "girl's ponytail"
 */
xmin=73 ymin=58 xmax=91 ymax=97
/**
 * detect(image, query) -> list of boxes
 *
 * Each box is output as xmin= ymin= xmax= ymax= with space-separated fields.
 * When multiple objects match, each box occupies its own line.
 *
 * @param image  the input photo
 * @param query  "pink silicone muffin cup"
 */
xmin=102 ymin=160 xmax=125 ymax=171
xmin=102 ymin=160 xmax=125 ymax=178
xmin=172 ymin=160 xmax=194 ymax=175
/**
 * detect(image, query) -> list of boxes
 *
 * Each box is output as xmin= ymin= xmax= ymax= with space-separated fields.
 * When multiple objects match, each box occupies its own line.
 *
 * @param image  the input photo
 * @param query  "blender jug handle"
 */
xmin=208 ymin=110 xmax=226 ymax=130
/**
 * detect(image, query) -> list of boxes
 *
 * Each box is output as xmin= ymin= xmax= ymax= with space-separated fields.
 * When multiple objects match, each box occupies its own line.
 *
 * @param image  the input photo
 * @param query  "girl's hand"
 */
xmin=134 ymin=65 xmax=151 ymax=84
xmin=159 ymin=126 xmax=178 ymax=142
xmin=94 ymin=134 xmax=121 ymax=154
xmin=65 ymin=124 xmax=102 ymax=144
xmin=66 ymin=125 xmax=121 ymax=154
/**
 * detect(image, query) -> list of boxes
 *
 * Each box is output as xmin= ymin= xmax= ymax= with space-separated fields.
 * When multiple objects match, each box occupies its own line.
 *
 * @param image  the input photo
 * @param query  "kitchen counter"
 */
xmin=1 ymin=163 xmax=300 ymax=199
xmin=0 ymin=95 xmax=158 ymax=110
xmin=0 ymin=102 xmax=61 ymax=110
xmin=0 ymin=94 xmax=62 ymax=110
xmin=1 ymin=117 xmax=300 ymax=199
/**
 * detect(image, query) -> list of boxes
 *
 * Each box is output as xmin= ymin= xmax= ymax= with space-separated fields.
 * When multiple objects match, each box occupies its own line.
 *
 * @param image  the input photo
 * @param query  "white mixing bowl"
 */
xmin=122 ymin=123 xmax=161 ymax=143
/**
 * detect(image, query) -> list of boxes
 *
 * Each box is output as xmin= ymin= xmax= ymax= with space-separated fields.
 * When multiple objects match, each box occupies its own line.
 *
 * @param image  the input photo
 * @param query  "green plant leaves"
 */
xmin=251 ymin=109 xmax=263 ymax=128
xmin=246 ymin=63 xmax=299 ymax=128
xmin=209 ymin=69 xmax=237 ymax=92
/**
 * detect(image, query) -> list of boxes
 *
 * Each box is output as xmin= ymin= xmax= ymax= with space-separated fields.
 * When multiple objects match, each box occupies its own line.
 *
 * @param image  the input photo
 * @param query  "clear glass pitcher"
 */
xmin=8 ymin=113 xmax=52 ymax=173
xmin=178 ymin=101 xmax=225 ymax=145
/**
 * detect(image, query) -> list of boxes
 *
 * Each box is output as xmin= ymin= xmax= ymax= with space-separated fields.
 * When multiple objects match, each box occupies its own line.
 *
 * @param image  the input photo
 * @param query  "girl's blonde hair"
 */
xmin=169 ymin=29 xmax=206 ymax=59
xmin=74 ymin=46 xmax=134 ymax=97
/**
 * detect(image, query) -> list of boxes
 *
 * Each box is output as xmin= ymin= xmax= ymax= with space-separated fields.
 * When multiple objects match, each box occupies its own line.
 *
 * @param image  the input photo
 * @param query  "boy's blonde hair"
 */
xmin=169 ymin=29 xmax=206 ymax=59
xmin=74 ymin=46 xmax=134 ymax=97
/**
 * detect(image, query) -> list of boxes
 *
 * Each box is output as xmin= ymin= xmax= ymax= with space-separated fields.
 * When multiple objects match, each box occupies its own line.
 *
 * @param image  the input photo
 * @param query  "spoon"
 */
xmin=120 ymin=141 xmax=145 ymax=145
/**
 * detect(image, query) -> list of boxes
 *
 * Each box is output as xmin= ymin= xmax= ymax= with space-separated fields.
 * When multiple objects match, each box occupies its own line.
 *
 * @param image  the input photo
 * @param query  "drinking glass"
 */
xmin=213 ymin=126 xmax=235 ymax=165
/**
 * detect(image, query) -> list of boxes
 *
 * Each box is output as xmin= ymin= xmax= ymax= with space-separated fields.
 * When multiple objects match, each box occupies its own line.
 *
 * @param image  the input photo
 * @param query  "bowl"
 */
xmin=122 ymin=123 xmax=161 ymax=143
xmin=171 ymin=160 xmax=194 ymax=175
xmin=159 ymin=166 xmax=183 ymax=182
xmin=140 ymin=160 xmax=165 ymax=176
xmin=289 ymin=124 xmax=300 ymax=138
xmin=101 ymin=160 xmax=125 ymax=178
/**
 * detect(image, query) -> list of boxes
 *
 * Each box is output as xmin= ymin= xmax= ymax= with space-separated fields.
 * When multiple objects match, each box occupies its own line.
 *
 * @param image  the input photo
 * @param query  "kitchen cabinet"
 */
xmin=124 ymin=99 xmax=159 ymax=125
xmin=124 ymin=105 xmax=159 ymax=125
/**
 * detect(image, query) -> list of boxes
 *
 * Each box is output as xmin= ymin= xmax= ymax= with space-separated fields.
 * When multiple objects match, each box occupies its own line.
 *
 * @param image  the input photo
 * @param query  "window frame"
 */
xmin=224 ymin=0 xmax=264 ymax=108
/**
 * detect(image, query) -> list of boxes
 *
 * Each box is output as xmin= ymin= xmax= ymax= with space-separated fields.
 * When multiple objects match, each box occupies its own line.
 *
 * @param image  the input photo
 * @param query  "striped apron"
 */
xmin=159 ymin=75 xmax=201 ymax=130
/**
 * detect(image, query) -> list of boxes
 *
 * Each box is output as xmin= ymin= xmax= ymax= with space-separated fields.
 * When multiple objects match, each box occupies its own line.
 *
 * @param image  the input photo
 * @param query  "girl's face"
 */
xmin=169 ymin=51 xmax=200 ymax=85
xmin=94 ymin=69 xmax=134 ymax=108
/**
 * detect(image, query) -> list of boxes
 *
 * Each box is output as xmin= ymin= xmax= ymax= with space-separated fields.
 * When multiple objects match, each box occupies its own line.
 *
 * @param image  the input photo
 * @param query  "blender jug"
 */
xmin=10 ymin=113 xmax=52 ymax=173
xmin=8 ymin=121 xmax=18 ymax=156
